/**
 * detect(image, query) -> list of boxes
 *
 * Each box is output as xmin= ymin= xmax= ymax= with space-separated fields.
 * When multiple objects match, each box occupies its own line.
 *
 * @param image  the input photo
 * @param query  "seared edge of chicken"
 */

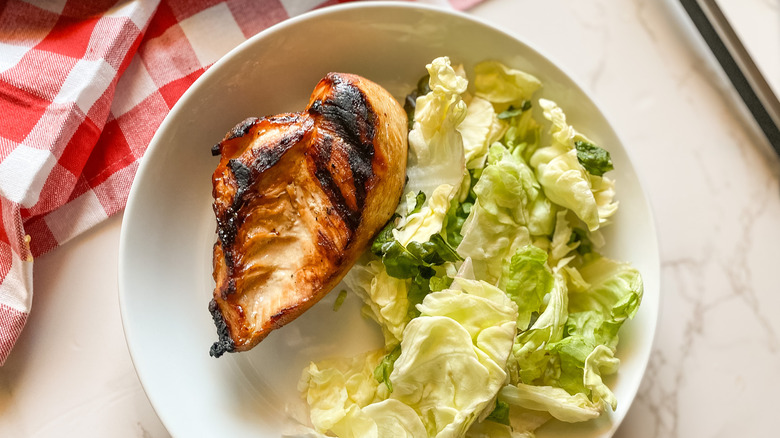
xmin=209 ymin=73 xmax=408 ymax=357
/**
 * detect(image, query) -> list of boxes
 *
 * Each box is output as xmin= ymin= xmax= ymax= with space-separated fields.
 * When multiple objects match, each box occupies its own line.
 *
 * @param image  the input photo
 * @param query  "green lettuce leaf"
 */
xmin=457 ymin=142 xmax=555 ymax=282
xmin=442 ymin=169 xmax=479 ymax=248
xmin=497 ymin=100 xmax=532 ymax=119
xmin=567 ymin=254 xmax=644 ymax=349
xmin=546 ymin=338 xmax=620 ymax=411
xmin=370 ymin=215 xmax=400 ymax=257
xmin=538 ymin=255 xmax=642 ymax=410
xmin=502 ymin=105 xmax=541 ymax=161
xmin=498 ymin=245 xmax=554 ymax=330
xmin=574 ymin=140 xmax=613 ymax=177
xmin=374 ymin=235 xmax=461 ymax=282
xmin=510 ymin=272 xmax=568 ymax=384
xmin=373 ymin=344 xmax=402 ymax=393
xmin=484 ymin=400 xmax=511 ymax=426
xmin=547 ymin=336 xmax=592 ymax=396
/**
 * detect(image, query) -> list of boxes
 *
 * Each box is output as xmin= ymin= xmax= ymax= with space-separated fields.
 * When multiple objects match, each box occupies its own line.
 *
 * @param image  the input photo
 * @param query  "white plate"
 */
xmin=119 ymin=3 xmax=660 ymax=437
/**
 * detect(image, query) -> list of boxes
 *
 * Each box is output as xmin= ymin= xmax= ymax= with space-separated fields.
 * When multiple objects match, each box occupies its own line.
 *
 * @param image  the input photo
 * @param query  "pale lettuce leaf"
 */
xmin=388 ymin=280 xmax=518 ymax=437
xmin=458 ymin=96 xmax=505 ymax=170
xmin=362 ymin=400 xmax=429 ymax=437
xmin=343 ymin=261 xmax=410 ymax=347
xmin=406 ymin=57 xmax=468 ymax=197
xmin=474 ymin=61 xmax=542 ymax=104
xmin=548 ymin=210 xmax=578 ymax=269
xmin=583 ymin=345 xmax=620 ymax=410
xmin=466 ymin=405 xmax=550 ymax=438
xmin=498 ymin=383 xmax=604 ymax=423
xmin=299 ymin=350 xmax=385 ymax=434
xmin=393 ymin=184 xmax=456 ymax=246
xmin=529 ymin=99 xmax=618 ymax=231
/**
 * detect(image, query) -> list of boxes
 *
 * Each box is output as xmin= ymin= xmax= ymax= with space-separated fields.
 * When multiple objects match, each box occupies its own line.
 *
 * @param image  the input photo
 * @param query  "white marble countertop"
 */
xmin=1 ymin=0 xmax=778 ymax=436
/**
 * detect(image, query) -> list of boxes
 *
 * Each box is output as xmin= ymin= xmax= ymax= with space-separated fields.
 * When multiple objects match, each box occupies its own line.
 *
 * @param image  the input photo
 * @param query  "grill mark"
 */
xmin=268 ymin=114 xmax=304 ymax=125
xmin=312 ymin=134 xmax=361 ymax=230
xmin=209 ymin=299 xmax=235 ymax=357
xmin=220 ymin=278 xmax=236 ymax=301
xmin=317 ymin=229 xmax=342 ymax=266
xmin=348 ymin=143 xmax=373 ymax=214
xmin=229 ymin=159 xmax=253 ymax=200
xmin=215 ymin=214 xmax=238 ymax=266
xmin=308 ymin=74 xmax=377 ymax=218
xmin=226 ymin=117 xmax=259 ymax=140
xmin=212 ymin=117 xmax=260 ymax=157
xmin=252 ymin=130 xmax=302 ymax=175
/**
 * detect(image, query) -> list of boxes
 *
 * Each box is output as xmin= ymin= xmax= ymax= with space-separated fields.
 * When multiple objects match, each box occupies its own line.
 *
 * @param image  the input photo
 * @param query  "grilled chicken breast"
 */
xmin=209 ymin=73 xmax=408 ymax=357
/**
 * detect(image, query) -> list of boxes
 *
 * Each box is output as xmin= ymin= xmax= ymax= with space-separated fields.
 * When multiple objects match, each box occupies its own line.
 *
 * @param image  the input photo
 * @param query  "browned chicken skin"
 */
xmin=209 ymin=73 xmax=408 ymax=357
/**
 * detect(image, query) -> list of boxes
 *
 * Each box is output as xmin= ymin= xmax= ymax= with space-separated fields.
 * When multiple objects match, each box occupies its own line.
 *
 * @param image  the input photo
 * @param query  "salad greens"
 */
xmin=298 ymin=56 xmax=643 ymax=437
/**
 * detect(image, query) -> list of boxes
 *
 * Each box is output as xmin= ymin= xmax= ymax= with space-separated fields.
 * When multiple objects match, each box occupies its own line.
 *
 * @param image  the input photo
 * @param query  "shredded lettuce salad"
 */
xmin=296 ymin=57 xmax=643 ymax=438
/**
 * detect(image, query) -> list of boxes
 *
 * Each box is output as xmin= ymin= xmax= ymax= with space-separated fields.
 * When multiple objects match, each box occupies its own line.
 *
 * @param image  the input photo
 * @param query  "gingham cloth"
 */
xmin=0 ymin=0 xmax=483 ymax=365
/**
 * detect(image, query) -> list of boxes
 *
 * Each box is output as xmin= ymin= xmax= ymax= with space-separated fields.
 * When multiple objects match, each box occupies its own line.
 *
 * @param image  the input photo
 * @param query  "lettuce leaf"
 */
xmin=362 ymin=400 xmax=429 ymax=437
xmin=466 ymin=406 xmax=550 ymax=438
xmin=539 ymin=255 xmax=642 ymax=410
xmin=406 ymin=57 xmax=468 ymax=198
xmin=373 ymin=344 xmax=402 ymax=393
xmin=343 ymin=261 xmax=410 ymax=347
xmin=529 ymin=99 xmax=618 ymax=231
xmin=389 ymin=279 xmax=518 ymax=436
xmin=457 ymin=142 xmax=555 ymax=283
xmin=502 ymin=105 xmax=541 ymax=162
xmin=474 ymin=61 xmax=542 ymax=104
xmin=498 ymin=383 xmax=603 ymax=423
xmin=567 ymin=254 xmax=644 ymax=349
xmin=509 ymin=272 xmax=568 ymax=384
xmin=393 ymin=184 xmax=456 ymax=246
xmin=545 ymin=338 xmax=620 ymax=411
xmin=498 ymin=245 xmax=553 ymax=330
xmin=299 ymin=349 xmax=386 ymax=434
xmin=583 ymin=345 xmax=620 ymax=409
xmin=548 ymin=210 xmax=578 ymax=269
xmin=574 ymin=140 xmax=613 ymax=176
xmin=458 ymin=96 xmax=504 ymax=170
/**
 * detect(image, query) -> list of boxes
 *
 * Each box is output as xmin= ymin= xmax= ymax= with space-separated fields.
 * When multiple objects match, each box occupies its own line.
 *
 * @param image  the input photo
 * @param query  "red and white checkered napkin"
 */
xmin=0 ymin=0 xmax=483 ymax=365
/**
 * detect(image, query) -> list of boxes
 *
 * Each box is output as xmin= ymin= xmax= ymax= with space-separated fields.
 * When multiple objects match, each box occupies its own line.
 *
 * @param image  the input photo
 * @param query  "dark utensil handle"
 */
xmin=679 ymin=0 xmax=780 ymax=156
